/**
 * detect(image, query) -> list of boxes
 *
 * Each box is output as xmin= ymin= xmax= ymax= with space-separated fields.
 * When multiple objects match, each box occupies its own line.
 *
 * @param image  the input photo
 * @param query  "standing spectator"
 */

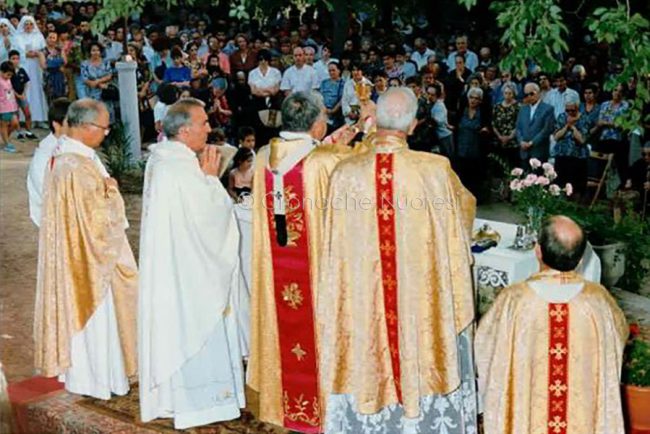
xmin=202 ymin=36 xmax=230 ymax=75
xmin=280 ymin=46 xmax=319 ymax=96
xmin=154 ymin=83 xmax=177 ymax=140
xmin=596 ymin=83 xmax=630 ymax=184
xmin=185 ymin=42 xmax=206 ymax=79
xmin=580 ymin=83 xmax=601 ymax=148
xmin=9 ymin=49 xmax=36 ymax=139
xmin=14 ymin=16 xmax=47 ymax=127
xmin=430 ymin=83 xmax=454 ymax=157
xmin=320 ymin=61 xmax=344 ymax=133
xmin=0 ymin=18 xmax=15 ymax=63
xmin=545 ymin=72 xmax=580 ymax=118
xmin=163 ymin=47 xmax=191 ymax=88
xmin=229 ymin=33 xmax=257 ymax=76
xmin=341 ymin=62 xmax=372 ymax=125
xmin=515 ymin=82 xmax=555 ymax=162
xmin=313 ymin=43 xmax=336 ymax=83
xmin=553 ymin=94 xmax=589 ymax=199
xmin=127 ymin=43 xmax=154 ymax=141
xmin=445 ymin=54 xmax=471 ymax=120
xmin=248 ymin=49 xmax=281 ymax=110
xmin=208 ymin=77 xmax=232 ymax=131
xmin=396 ymin=48 xmax=417 ymax=79
xmin=0 ymin=61 xmax=18 ymax=153
xmin=40 ymin=30 xmax=67 ymax=99
xmin=446 ymin=35 xmax=479 ymax=72
xmin=455 ymin=87 xmax=491 ymax=200
xmin=382 ymin=50 xmax=402 ymax=81
xmin=492 ymin=82 xmax=521 ymax=168
xmin=410 ymin=37 xmax=435 ymax=71
xmin=80 ymin=42 xmax=115 ymax=119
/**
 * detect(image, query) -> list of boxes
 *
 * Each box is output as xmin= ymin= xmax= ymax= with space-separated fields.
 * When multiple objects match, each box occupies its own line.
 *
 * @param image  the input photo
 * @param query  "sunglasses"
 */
xmin=525 ymin=92 xmax=536 ymax=97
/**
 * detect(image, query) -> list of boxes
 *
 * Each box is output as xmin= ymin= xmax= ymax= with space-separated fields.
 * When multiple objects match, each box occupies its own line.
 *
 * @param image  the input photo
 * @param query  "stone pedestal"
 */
xmin=116 ymin=61 xmax=141 ymax=160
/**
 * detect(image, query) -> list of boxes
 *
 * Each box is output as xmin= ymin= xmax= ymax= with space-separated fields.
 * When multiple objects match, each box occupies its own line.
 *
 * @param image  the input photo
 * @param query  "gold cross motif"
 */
xmin=550 ymin=304 xmax=568 ymax=322
xmin=378 ymin=168 xmax=393 ymax=185
xmin=553 ymin=327 xmax=566 ymax=339
xmin=378 ymin=206 xmax=394 ymax=221
xmin=552 ymin=363 xmax=565 ymax=376
xmin=551 ymin=400 xmax=564 ymax=413
xmin=379 ymin=154 xmax=390 ymax=164
xmin=549 ymin=379 xmax=568 ymax=397
xmin=282 ymin=283 xmax=304 ymax=310
xmin=550 ymin=343 xmax=568 ymax=360
xmin=379 ymin=240 xmax=396 ymax=255
xmin=291 ymin=343 xmax=307 ymax=361
xmin=548 ymin=416 xmax=567 ymax=433
xmin=383 ymin=275 xmax=397 ymax=290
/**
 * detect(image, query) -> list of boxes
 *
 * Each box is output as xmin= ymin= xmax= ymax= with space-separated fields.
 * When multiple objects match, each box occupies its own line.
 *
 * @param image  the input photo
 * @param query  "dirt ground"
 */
xmin=0 ymin=133 xmax=142 ymax=382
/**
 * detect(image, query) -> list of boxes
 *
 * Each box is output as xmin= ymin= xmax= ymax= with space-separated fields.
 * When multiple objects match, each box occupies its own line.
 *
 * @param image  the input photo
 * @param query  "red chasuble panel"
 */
xmin=264 ymin=161 xmax=321 ymax=433
xmin=374 ymin=153 xmax=402 ymax=402
xmin=548 ymin=303 xmax=569 ymax=434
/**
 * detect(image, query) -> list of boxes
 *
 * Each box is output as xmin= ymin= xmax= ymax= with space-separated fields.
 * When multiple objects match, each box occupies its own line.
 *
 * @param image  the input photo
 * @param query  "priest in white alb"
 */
xmin=476 ymin=216 xmax=628 ymax=434
xmin=34 ymin=99 xmax=138 ymax=399
xmin=138 ymin=98 xmax=247 ymax=429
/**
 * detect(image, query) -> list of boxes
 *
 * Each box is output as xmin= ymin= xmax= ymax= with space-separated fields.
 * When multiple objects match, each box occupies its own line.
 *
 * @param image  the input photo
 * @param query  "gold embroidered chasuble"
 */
xmin=475 ymin=274 xmax=628 ymax=434
xmin=317 ymin=135 xmax=476 ymax=418
xmin=248 ymin=137 xmax=360 ymax=428
xmin=34 ymin=153 xmax=138 ymax=378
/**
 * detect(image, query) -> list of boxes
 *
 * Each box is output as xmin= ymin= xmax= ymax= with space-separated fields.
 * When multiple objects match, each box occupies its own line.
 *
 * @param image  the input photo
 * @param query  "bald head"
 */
xmin=538 ymin=215 xmax=587 ymax=272
xmin=376 ymin=87 xmax=418 ymax=133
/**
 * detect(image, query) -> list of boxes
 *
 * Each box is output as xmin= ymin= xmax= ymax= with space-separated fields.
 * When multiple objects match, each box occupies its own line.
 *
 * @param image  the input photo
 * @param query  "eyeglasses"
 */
xmin=525 ymin=92 xmax=536 ymax=97
xmin=469 ymin=96 xmax=481 ymax=100
xmin=565 ymin=109 xmax=578 ymax=114
xmin=86 ymin=122 xmax=111 ymax=136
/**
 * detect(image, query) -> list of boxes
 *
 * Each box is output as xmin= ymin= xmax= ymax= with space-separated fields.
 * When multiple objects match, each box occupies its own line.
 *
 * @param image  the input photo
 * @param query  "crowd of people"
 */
xmin=1 ymin=0 xmax=648 ymax=204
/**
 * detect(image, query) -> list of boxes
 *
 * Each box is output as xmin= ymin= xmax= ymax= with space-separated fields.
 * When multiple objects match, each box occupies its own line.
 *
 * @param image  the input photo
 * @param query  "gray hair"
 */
xmin=66 ymin=98 xmax=108 ymax=127
xmin=162 ymin=97 xmax=205 ymax=138
xmin=563 ymin=92 xmax=580 ymax=106
xmin=524 ymin=82 xmax=540 ymax=94
xmin=501 ymin=81 xmax=518 ymax=97
xmin=376 ymin=87 xmax=418 ymax=133
xmin=281 ymin=91 xmax=324 ymax=132
xmin=467 ymin=87 xmax=484 ymax=100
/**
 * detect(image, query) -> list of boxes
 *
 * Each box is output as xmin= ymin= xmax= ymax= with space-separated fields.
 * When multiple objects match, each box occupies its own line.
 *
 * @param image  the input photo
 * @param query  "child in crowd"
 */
xmin=153 ymin=83 xmax=178 ymax=141
xmin=227 ymin=147 xmax=254 ymax=202
xmin=238 ymin=126 xmax=256 ymax=151
xmin=9 ymin=50 xmax=36 ymax=140
xmin=0 ymin=61 xmax=19 ymax=153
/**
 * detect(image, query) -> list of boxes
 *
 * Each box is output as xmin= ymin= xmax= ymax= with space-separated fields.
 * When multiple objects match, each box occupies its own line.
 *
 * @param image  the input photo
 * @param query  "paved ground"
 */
xmin=1 ymin=137 xmax=647 ymax=383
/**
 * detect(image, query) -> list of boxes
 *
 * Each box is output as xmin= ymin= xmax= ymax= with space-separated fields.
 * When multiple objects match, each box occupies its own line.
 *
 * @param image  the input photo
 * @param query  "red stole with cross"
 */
xmin=375 ymin=152 xmax=402 ymax=402
xmin=548 ymin=303 xmax=569 ymax=434
xmin=264 ymin=160 xmax=321 ymax=432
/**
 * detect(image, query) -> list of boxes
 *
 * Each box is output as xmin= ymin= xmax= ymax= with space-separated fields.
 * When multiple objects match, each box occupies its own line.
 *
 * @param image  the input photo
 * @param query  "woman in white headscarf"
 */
xmin=0 ymin=19 xmax=16 ymax=62
xmin=14 ymin=16 xmax=47 ymax=124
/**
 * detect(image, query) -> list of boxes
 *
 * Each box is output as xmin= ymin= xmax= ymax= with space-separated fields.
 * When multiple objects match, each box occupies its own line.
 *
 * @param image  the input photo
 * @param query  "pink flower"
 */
xmin=546 ymin=169 xmax=557 ymax=180
xmin=529 ymin=158 xmax=542 ymax=169
xmin=510 ymin=179 xmax=522 ymax=191
xmin=549 ymin=184 xmax=561 ymax=196
xmin=511 ymin=167 xmax=524 ymax=177
xmin=565 ymin=183 xmax=573 ymax=196
xmin=535 ymin=176 xmax=550 ymax=186
xmin=542 ymin=162 xmax=554 ymax=172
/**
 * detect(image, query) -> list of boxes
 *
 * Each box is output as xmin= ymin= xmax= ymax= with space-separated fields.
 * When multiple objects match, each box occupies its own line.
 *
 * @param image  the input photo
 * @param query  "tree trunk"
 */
xmin=331 ymin=0 xmax=348 ymax=57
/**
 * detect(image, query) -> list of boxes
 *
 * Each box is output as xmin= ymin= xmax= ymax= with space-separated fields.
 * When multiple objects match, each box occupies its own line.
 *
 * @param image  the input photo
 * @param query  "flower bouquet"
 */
xmin=509 ymin=159 xmax=572 ymax=239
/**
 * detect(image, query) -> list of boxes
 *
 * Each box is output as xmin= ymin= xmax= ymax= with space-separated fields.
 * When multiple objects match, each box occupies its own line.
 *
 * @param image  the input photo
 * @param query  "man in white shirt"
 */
xmin=545 ymin=72 xmax=580 ymax=118
xmin=446 ymin=35 xmax=479 ymax=72
xmin=139 ymin=98 xmax=247 ymax=429
xmin=27 ymin=97 xmax=70 ymax=226
xmin=313 ymin=44 xmax=337 ymax=83
xmin=280 ymin=46 xmax=320 ymax=96
xmin=410 ymin=37 xmax=435 ymax=71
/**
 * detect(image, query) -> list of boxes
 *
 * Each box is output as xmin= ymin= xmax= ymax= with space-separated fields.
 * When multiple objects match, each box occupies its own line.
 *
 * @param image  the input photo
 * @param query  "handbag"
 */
xmin=101 ymin=84 xmax=120 ymax=102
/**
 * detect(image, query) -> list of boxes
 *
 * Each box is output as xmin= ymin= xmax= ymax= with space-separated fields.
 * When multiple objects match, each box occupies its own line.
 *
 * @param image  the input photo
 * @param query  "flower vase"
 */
xmin=526 ymin=206 xmax=544 ymax=239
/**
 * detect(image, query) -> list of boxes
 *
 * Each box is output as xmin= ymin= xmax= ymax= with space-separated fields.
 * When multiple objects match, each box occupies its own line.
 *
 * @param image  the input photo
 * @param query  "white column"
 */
xmin=116 ymin=61 xmax=141 ymax=160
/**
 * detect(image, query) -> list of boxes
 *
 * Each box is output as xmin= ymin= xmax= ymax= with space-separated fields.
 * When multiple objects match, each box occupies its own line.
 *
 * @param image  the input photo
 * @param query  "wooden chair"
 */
xmin=587 ymin=151 xmax=614 ymax=207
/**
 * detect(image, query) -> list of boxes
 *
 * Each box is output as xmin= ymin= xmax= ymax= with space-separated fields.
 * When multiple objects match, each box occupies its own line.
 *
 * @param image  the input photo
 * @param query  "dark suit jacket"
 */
xmin=515 ymin=101 xmax=555 ymax=161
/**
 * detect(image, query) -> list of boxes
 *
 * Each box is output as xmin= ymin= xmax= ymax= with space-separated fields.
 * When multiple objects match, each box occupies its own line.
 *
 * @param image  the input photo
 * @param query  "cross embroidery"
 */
xmin=548 ymin=416 xmax=567 ymax=433
xmin=378 ymin=168 xmax=393 ymax=185
xmin=550 ymin=343 xmax=568 ymax=360
xmin=549 ymin=380 xmax=568 ymax=397
xmin=550 ymin=305 xmax=568 ymax=323
xmin=378 ymin=206 xmax=394 ymax=221
xmin=291 ymin=343 xmax=307 ymax=361
xmin=379 ymin=240 xmax=396 ymax=256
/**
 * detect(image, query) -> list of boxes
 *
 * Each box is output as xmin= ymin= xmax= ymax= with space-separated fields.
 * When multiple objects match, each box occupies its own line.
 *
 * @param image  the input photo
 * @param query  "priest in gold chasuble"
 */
xmin=317 ymin=88 xmax=478 ymax=433
xmin=476 ymin=216 xmax=628 ymax=434
xmin=248 ymin=92 xmax=364 ymax=432
xmin=34 ymin=99 xmax=137 ymax=399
